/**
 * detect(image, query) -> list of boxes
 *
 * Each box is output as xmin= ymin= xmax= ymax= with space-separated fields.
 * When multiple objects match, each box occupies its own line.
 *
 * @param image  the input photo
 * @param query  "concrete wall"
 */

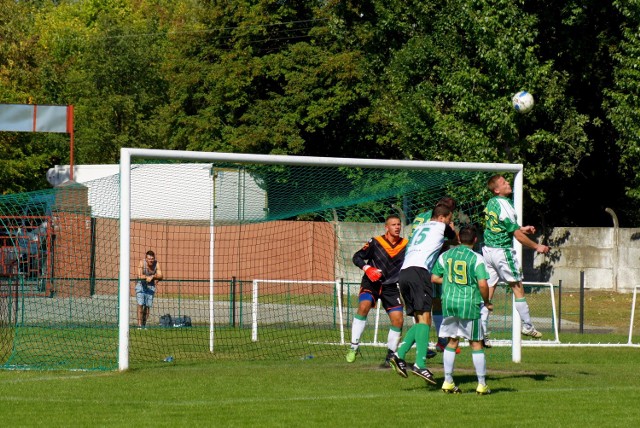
xmin=524 ymin=227 xmax=640 ymax=292
xmin=338 ymin=223 xmax=640 ymax=293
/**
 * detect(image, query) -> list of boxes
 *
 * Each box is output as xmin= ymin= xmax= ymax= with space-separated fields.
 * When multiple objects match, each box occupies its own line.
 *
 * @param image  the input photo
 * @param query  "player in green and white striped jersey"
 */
xmin=482 ymin=175 xmax=550 ymax=341
xmin=431 ymin=225 xmax=491 ymax=395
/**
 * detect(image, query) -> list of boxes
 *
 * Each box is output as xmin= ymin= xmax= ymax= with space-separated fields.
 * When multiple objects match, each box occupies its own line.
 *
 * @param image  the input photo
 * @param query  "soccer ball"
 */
xmin=512 ymin=91 xmax=534 ymax=113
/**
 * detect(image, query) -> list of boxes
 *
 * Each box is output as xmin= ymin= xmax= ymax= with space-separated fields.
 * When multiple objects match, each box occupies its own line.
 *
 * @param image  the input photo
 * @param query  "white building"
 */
xmin=47 ymin=164 xmax=268 ymax=222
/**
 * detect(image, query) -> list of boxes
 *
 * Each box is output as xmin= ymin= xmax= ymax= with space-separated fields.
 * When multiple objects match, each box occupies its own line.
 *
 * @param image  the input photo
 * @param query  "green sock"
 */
xmin=414 ymin=323 xmax=431 ymax=369
xmin=396 ymin=325 xmax=416 ymax=359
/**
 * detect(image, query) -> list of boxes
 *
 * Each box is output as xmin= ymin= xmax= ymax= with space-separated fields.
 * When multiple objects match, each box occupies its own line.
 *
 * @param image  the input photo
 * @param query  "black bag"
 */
xmin=159 ymin=314 xmax=172 ymax=327
xmin=173 ymin=316 xmax=192 ymax=327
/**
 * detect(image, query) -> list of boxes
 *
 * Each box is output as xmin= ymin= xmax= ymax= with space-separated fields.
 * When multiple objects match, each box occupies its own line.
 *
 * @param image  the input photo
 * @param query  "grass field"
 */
xmin=1 ymin=346 xmax=639 ymax=427
xmin=1 ymin=289 xmax=639 ymax=426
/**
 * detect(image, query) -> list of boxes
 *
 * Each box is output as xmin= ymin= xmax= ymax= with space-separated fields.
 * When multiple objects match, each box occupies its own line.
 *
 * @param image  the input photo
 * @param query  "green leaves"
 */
xmin=0 ymin=0 xmax=638 ymax=224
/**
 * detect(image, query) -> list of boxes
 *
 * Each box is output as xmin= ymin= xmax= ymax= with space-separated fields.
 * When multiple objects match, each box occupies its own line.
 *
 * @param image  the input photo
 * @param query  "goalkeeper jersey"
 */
xmin=432 ymin=246 xmax=489 ymax=319
xmin=352 ymin=235 xmax=408 ymax=286
xmin=483 ymin=196 xmax=520 ymax=248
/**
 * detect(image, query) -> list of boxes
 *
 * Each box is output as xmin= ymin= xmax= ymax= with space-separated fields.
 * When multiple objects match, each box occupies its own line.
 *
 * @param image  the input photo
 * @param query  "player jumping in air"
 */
xmin=482 ymin=174 xmax=550 ymax=344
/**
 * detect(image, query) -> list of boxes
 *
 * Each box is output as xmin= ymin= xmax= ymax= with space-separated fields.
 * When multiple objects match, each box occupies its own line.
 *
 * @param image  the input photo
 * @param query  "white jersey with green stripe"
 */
xmin=408 ymin=209 xmax=432 ymax=241
xmin=402 ymin=220 xmax=446 ymax=272
xmin=432 ymin=246 xmax=489 ymax=319
xmin=483 ymin=196 xmax=520 ymax=248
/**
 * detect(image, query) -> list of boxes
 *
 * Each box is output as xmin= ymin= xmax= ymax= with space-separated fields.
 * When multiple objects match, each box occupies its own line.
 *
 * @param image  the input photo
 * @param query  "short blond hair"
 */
xmin=487 ymin=175 xmax=503 ymax=192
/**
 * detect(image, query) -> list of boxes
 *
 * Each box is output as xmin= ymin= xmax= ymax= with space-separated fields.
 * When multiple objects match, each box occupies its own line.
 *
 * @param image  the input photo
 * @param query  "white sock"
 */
xmin=387 ymin=328 xmax=401 ymax=352
xmin=515 ymin=299 xmax=533 ymax=327
xmin=443 ymin=347 xmax=456 ymax=384
xmin=472 ymin=350 xmax=487 ymax=385
xmin=350 ymin=317 xmax=367 ymax=349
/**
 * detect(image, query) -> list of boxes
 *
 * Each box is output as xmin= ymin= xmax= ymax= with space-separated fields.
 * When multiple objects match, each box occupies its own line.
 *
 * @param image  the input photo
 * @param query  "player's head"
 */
xmin=435 ymin=196 xmax=456 ymax=212
xmin=458 ymin=225 xmax=478 ymax=245
xmin=384 ymin=215 xmax=402 ymax=238
xmin=431 ymin=204 xmax=452 ymax=223
xmin=145 ymin=250 xmax=156 ymax=263
xmin=487 ymin=175 xmax=512 ymax=197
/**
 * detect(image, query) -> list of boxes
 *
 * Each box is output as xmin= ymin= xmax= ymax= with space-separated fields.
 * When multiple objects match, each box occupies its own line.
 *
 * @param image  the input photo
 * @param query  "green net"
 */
xmin=0 ymin=156 xmax=548 ymax=370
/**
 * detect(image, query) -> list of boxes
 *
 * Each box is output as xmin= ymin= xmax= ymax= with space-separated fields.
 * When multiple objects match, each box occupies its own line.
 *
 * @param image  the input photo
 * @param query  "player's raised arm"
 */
xmin=513 ymin=229 xmax=549 ymax=254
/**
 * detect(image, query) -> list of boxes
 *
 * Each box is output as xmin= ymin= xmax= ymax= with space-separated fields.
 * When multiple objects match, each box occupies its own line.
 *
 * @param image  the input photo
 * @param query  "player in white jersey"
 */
xmin=432 ymin=225 xmax=491 ymax=395
xmin=409 ymin=197 xmax=460 ymax=353
xmin=388 ymin=205 xmax=456 ymax=386
xmin=482 ymin=175 xmax=550 ymax=342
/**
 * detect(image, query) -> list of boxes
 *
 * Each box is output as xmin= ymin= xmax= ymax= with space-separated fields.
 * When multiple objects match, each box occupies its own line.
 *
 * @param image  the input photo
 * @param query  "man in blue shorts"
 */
xmin=347 ymin=215 xmax=408 ymax=367
xmin=136 ymin=250 xmax=164 ymax=329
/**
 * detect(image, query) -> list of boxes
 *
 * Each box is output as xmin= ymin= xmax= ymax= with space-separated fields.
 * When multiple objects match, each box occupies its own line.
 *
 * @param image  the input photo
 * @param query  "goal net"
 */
xmin=0 ymin=149 xmax=557 ymax=370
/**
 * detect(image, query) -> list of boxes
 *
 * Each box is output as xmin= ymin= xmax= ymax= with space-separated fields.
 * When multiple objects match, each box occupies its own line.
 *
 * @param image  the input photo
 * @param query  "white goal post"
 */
xmin=251 ymin=279 xmax=344 ymax=343
xmin=118 ymin=148 xmax=525 ymax=371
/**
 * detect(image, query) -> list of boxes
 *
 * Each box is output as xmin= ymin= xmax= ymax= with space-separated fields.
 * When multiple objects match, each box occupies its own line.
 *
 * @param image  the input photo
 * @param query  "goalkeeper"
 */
xmin=347 ymin=215 xmax=408 ymax=367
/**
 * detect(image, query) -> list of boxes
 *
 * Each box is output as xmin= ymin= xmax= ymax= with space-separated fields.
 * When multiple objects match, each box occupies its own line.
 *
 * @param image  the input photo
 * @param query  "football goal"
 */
xmin=116 ymin=148 xmax=536 ymax=370
xmin=1 ymin=148 xmax=559 ymax=371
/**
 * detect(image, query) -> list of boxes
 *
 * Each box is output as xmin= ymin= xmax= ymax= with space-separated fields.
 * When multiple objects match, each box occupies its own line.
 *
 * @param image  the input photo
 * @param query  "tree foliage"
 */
xmin=0 ymin=0 xmax=638 ymax=225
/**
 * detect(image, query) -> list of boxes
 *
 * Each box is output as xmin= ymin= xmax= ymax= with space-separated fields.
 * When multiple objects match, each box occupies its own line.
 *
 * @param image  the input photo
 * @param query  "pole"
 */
xmin=605 ymin=208 xmax=619 ymax=292
xmin=67 ymin=105 xmax=74 ymax=181
xmin=579 ymin=271 xmax=585 ymax=334
xmin=558 ymin=279 xmax=562 ymax=332
xmin=232 ymin=276 xmax=237 ymax=327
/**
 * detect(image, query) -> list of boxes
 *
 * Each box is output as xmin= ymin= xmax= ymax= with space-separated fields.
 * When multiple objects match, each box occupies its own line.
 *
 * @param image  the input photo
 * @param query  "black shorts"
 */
xmin=398 ymin=266 xmax=433 ymax=317
xmin=359 ymin=280 xmax=403 ymax=313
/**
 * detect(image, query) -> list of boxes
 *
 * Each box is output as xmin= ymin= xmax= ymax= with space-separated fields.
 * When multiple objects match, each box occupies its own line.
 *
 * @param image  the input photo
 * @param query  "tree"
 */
xmin=606 ymin=1 xmax=640 ymax=222
xmin=34 ymin=0 xmax=171 ymax=164
xmin=331 ymin=0 xmax=591 ymax=225
xmin=0 ymin=0 xmax=64 ymax=193
xmin=155 ymin=1 xmax=372 ymax=158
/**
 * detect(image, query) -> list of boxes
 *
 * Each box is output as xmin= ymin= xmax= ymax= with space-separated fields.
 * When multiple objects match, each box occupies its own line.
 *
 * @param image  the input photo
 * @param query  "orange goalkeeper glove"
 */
xmin=363 ymin=265 xmax=383 ymax=282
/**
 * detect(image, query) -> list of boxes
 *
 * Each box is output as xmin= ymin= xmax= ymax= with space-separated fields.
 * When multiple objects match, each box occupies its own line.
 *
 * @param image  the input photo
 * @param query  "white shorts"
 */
xmin=438 ymin=316 xmax=483 ymax=341
xmin=482 ymin=246 xmax=522 ymax=287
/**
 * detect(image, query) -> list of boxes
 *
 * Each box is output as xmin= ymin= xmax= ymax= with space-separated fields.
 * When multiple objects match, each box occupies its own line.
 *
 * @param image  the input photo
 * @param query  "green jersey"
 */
xmin=432 ymin=246 xmax=489 ymax=319
xmin=483 ymin=196 xmax=520 ymax=248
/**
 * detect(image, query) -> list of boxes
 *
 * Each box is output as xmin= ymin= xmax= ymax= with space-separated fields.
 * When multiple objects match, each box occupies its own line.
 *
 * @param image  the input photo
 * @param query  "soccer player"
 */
xmin=347 ymin=215 xmax=408 ymax=367
xmin=409 ymin=196 xmax=460 ymax=353
xmin=482 ymin=174 xmax=550 ymax=343
xmin=389 ymin=204 xmax=455 ymax=385
xmin=431 ymin=225 xmax=492 ymax=395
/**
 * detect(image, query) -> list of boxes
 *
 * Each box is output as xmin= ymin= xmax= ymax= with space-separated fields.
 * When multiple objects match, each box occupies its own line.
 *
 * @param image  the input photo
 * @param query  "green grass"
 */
xmin=1 ymin=347 xmax=639 ymax=427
